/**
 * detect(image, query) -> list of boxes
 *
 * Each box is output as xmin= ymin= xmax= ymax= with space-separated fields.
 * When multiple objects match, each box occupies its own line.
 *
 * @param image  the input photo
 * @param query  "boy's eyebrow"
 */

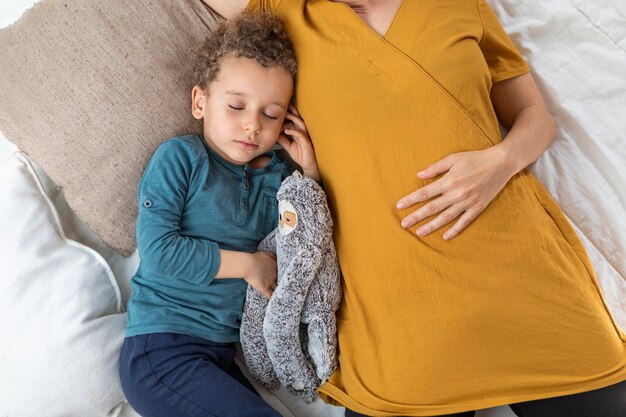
xmin=225 ymin=90 xmax=287 ymax=108
xmin=225 ymin=90 xmax=246 ymax=96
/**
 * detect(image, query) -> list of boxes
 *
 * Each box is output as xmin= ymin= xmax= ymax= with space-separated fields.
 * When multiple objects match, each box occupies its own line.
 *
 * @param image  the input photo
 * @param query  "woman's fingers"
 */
xmin=400 ymin=193 xmax=457 ymax=230
xmin=397 ymin=180 xmax=446 ymax=209
xmin=396 ymin=155 xmax=464 ymax=209
xmin=414 ymin=204 xmax=465 ymax=237
xmin=442 ymin=209 xmax=481 ymax=240
xmin=400 ymin=195 xmax=483 ymax=239
xmin=397 ymin=148 xmax=513 ymax=240
xmin=417 ymin=155 xmax=456 ymax=179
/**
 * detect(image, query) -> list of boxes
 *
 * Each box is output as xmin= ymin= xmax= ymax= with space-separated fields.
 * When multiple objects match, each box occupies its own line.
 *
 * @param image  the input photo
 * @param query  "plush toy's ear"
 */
xmin=278 ymin=199 xmax=298 ymax=236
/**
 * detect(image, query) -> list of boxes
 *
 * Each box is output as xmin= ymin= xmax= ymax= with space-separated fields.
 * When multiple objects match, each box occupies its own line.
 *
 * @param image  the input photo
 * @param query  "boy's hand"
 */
xmin=277 ymin=105 xmax=321 ymax=182
xmin=244 ymin=251 xmax=278 ymax=299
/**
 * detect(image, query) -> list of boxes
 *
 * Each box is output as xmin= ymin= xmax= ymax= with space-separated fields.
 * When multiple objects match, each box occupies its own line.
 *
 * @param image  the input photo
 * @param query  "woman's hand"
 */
xmin=244 ymin=251 xmax=278 ymax=299
xmin=277 ymin=105 xmax=321 ymax=182
xmin=398 ymin=73 xmax=556 ymax=240
xmin=396 ymin=145 xmax=515 ymax=240
xmin=395 ymin=72 xmax=557 ymax=241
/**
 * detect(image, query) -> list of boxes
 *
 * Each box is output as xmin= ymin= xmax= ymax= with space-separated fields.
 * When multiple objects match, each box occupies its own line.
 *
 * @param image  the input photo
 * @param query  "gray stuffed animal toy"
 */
xmin=240 ymin=171 xmax=342 ymax=399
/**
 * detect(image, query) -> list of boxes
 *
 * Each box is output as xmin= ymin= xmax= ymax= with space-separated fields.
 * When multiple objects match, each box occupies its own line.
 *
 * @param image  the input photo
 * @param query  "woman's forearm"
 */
xmin=201 ymin=0 xmax=247 ymax=19
xmin=489 ymin=73 xmax=557 ymax=178
xmin=495 ymin=103 xmax=557 ymax=177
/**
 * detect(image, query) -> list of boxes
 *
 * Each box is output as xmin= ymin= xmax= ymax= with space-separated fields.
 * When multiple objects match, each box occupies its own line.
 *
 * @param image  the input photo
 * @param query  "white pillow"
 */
xmin=0 ymin=151 xmax=127 ymax=416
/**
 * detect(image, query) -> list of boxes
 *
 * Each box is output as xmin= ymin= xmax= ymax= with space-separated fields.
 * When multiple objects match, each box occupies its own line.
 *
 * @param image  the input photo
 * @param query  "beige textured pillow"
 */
xmin=0 ymin=0 xmax=222 ymax=256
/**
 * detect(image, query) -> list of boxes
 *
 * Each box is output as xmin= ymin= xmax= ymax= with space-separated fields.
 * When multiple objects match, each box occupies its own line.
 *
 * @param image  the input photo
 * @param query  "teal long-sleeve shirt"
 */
xmin=125 ymin=134 xmax=291 ymax=343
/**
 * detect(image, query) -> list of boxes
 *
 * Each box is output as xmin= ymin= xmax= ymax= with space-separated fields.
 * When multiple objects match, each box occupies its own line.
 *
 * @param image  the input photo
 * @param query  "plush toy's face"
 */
xmin=278 ymin=200 xmax=298 ymax=236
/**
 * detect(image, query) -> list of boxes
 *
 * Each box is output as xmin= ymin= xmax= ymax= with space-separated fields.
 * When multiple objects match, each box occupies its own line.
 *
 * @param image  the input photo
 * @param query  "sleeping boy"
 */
xmin=118 ymin=10 xmax=320 ymax=417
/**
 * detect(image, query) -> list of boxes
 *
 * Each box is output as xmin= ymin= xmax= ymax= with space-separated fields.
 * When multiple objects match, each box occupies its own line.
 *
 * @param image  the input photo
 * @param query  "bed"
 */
xmin=0 ymin=0 xmax=624 ymax=416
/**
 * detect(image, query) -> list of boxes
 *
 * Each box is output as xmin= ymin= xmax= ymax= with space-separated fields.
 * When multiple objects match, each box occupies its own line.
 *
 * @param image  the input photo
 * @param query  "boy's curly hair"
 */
xmin=192 ymin=10 xmax=297 ymax=91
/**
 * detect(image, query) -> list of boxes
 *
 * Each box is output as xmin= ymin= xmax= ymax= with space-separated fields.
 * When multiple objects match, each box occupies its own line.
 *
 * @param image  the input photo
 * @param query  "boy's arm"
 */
xmin=137 ymin=141 xmax=224 ymax=286
xmin=200 ymin=0 xmax=248 ymax=19
xmin=218 ymin=250 xmax=277 ymax=298
xmin=277 ymin=105 xmax=321 ymax=182
xmin=215 ymin=250 xmax=252 ymax=278
xmin=137 ymin=140 xmax=277 ymax=295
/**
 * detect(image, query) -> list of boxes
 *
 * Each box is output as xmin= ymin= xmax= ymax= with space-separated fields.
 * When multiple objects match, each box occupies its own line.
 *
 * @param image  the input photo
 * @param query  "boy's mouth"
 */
xmin=235 ymin=140 xmax=259 ymax=150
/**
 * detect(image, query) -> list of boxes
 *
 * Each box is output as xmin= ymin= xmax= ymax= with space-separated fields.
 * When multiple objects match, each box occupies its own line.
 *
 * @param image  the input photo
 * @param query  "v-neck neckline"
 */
xmin=310 ymin=1 xmax=499 ymax=151
xmin=331 ymin=0 xmax=406 ymax=40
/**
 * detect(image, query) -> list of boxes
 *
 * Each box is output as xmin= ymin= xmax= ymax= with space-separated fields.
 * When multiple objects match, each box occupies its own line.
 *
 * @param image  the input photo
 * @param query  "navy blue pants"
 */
xmin=345 ymin=378 xmax=626 ymax=417
xmin=119 ymin=333 xmax=281 ymax=417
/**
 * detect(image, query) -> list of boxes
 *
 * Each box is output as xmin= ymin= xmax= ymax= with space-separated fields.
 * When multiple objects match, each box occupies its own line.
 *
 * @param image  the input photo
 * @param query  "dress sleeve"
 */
xmin=136 ymin=140 xmax=221 ymax=286
xmin=477 ymin=0 xmax=530 ymax=83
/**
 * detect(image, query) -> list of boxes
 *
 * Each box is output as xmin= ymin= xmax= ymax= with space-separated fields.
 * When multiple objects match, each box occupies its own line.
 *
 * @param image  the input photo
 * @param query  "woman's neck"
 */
xmin=331 ymin=0 xmax=404 ymax=37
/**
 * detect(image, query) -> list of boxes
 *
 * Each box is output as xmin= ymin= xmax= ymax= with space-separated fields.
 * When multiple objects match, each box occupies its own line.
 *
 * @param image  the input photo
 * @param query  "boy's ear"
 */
xmin=191 ymin=85 xmax=207 ymax=120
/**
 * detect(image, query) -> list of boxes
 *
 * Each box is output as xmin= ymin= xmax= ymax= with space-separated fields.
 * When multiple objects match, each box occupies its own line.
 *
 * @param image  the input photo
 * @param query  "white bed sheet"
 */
xmin=492 ymin=0 xmax=626 ymax=330
xmin=1 ymin=0 xmax=625 ymax=416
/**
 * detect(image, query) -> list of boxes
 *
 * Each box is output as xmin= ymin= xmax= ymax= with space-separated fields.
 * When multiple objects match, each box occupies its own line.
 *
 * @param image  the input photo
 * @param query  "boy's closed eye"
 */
xmin=228 ymin=104 xmax=281 ymax=120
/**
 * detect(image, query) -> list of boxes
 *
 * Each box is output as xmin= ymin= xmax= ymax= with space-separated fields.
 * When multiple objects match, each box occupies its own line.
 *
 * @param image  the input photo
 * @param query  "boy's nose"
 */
xmin=243 ymin=115 xmax=261 ymax=135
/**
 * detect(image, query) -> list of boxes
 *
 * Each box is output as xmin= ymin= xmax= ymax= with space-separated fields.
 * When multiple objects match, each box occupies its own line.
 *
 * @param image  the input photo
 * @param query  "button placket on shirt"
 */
xmin=237 ymin=168 xmax=251 ymax=224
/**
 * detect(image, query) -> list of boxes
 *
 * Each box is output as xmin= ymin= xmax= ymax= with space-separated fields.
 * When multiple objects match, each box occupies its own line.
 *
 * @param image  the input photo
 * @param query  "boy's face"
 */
xmin=192 ymin=55 xmax=294 ymax=166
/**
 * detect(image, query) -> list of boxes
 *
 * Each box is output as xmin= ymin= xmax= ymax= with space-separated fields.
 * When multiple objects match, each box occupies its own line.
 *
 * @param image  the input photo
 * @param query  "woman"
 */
xmin=203 ymin=1 xmax=626 ymax=416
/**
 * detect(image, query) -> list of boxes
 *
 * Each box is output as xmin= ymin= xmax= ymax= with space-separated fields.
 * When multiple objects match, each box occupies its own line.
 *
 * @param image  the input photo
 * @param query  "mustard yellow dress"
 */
xmin=248 ymin=0 xmax=626 ymax=415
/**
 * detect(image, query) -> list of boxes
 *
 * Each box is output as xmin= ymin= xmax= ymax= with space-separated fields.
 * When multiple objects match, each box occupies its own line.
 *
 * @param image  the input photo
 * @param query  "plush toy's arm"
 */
xmin=241 ymin=285 xmax=279 ymax=390
xmin=302 ymin=243 xmax=342 ymax=382
xmin=240 ymin=229 xmax=279 ymax=390
xmin=264 ymin=244 xmax=322 ymax=398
